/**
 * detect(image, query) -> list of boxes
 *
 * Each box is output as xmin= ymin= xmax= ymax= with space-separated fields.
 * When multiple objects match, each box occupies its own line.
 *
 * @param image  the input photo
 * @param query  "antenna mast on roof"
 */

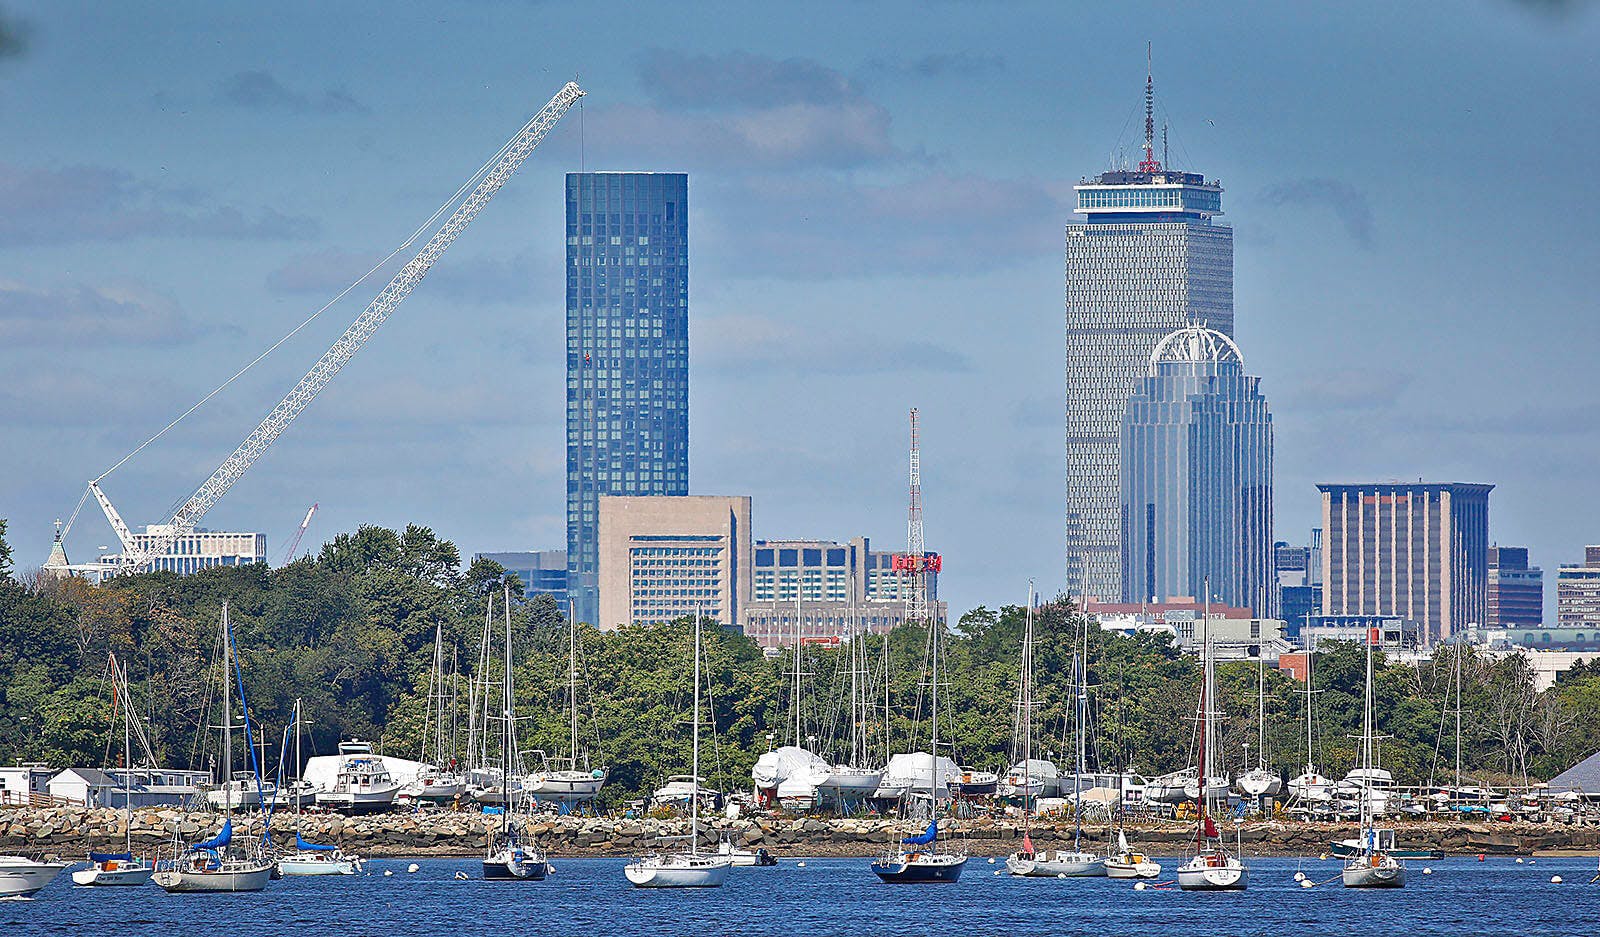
xmin=1141 ymin=42 xmax=1162 ymax=173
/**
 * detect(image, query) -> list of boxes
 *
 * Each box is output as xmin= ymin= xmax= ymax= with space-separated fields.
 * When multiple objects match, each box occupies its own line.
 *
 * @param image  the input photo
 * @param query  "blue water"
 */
xmin=6 ymin=855 xmax=1597 ymax=936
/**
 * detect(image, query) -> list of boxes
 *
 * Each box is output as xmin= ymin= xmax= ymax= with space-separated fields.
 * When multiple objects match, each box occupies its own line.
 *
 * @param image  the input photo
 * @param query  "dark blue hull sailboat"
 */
xmin=871 ymin=819 xmax=968 ymax=883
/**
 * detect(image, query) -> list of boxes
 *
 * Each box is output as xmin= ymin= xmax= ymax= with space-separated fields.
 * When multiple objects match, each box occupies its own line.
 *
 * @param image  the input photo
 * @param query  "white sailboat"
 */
xmin=815 ymin=595 xmax=883 ymax=807
xmin=625 ymin=608 xmax=732 ymax=888
xmin=522 ymin=601 xmax=609 ymax=803
xmin=399 ymin=624 xmax=467 ymax=805
xmin=483 ymin=585 xmax=551 ymax=881
xmin=154 ymin=602 xmax=275 ymax=893
xmin=1176 ymin=593 xmax=1247 ymax=891
xmin=1289 ymin=644 xmax=1334 ymax=804
xmin=276 ymin=700 xmax=361 ymax=876
xmin=1105 ymin=829 xmax=1162 ymax=879
xmin=753 ymin=593 xmax=829 ymax=807
xmin=1342 ymin=632 xmax=1406 ymax=888
xmin=72 ymin=652 xmax=155 ymax=887
xmin=1236 ymin=649 xmax=1283 ymax=798
xmin=1012 ymin=607 xmax=1105 ymax=877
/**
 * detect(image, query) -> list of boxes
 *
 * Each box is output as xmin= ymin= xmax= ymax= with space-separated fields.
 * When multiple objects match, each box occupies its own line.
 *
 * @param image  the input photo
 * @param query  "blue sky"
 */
xmin=2 ymin=0 xmax=1597 ymax=618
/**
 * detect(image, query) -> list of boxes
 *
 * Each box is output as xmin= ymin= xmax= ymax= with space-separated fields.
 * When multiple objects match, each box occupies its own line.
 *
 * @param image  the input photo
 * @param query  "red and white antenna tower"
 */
xmin=1140 ymin=42 xmax=1162 ymax=173
xmin=904 ymin=408 xmax=928 ymax=623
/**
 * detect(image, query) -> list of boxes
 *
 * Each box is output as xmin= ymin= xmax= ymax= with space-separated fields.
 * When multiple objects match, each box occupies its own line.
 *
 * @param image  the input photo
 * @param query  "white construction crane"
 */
xmin=76 ymin=81 xmax=585 ymax=573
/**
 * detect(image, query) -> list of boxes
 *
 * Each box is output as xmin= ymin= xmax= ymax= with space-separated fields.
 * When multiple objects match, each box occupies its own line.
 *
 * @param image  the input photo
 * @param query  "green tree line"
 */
xmin=2 ymin=519 xmax=1596 ymax=800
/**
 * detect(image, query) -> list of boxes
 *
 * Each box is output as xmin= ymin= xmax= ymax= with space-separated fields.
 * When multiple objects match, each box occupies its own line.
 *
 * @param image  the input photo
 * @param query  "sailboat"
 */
xmin=624 ymin=608 xmax=733 ymax=888
xmin=1012 ymin=608 xmax=1105 ymax=877
xmin=1105 ymin=829 xmax=1162 ymax=879
xmin=523 ymin=602 xmax=608 ymax=803
xmin=276 ymin=700 xmax=361 ymax=876
xmin=1175 ymin=594 xmax=1248 ymax=891
xmin=153 ymin=602 xmax=275 ymax=893
xmin=871 ymin=610 xmax=967 ymax=883
xmin=1288 ymin=644 xmax=1334 ymax=805
xmin=1236 ymin=649 xmax=1283 ymax=798
xmin=72 ymin=653 xmax=155 ymax=886
xmin=399 ymin=623 xmax=468 ymax=806
xmin=483 ymin=585 xmax=551 ymax=881
xmin=814 ymin=595 xmax=883 ymax=809
xmin=1341 ymin=631 xmax=1406 ymax=888
xmin=753 ymin=593 xmax=830 ymax=808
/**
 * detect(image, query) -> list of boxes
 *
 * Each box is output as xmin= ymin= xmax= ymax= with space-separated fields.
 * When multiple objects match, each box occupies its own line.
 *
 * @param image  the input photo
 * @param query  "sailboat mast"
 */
xmin=1454 ymin=640 xmax=1463 ymax=791
xmin=120 ymin=656 xmax=132 ymax=852
xmin=883 ymin=627 xmax=892 ymax=764
xmin=1022 ymin=585 xmax=1034 ymax=837
xmin=1074 ymin=620 xmax=1086 ymax=850
xmin=1305 ymin=644 xmax=1316 ymax=773
xmin=691 ymin=606 xmax=702 ymax=858
xmin=793 ymin=592 xmax=803 ymax=747
xmin=1257 ymin=649 xmax=1266 ymax=768
xmin=1196 ymin=588 xmax=1209 ymax=852
xmin=294 ymin=698 xmax=303 ymax=818
xmin=1362 ymin=631 xmax=1375 ymax=831
xmin=569 ymin=600 xmax=579 ymax=767
xmin=502 ymin=584 xmax=512 ymax=836
xmin=222 ymin=601 xmax=233 ymax=822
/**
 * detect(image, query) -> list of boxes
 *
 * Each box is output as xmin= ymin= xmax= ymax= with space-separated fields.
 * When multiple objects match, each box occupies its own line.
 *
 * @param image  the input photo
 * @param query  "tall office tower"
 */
xmin=1119 ymin=325 xmax=1272 ymax=615
xmin=1318 ymin=482 xmax=1492 ymax=646
xmin=566 ymin=172 xmax=689 ymax=625
xmin=1487 ymin=546 xmax=1544 ymax=628
xmin=1064 ymin=66 xmax=1231 ymax=602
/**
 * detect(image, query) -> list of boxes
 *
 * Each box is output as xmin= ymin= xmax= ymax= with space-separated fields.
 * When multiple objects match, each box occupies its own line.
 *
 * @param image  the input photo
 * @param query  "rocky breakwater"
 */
xmin=5 ymin=807 xmax=1600 ymax=858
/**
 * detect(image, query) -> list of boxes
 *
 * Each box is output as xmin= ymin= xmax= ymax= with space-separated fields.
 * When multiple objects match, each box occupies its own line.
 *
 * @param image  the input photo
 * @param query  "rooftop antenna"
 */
xmin=1140 ymin=42 xmax=1162 ymax=173
xmin=1163 ymin=122 xmax=1169 ymax=170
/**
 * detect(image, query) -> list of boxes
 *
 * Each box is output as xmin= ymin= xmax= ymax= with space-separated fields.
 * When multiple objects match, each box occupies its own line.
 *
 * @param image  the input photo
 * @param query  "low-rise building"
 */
xmin=0 ymin=763 xmax=53 ymax=806
xmin=46 ymin=766 xmax=212 ymax=808
xmin=1302 ymin=614 xmax=1420 ymax=651
xmin=740 ymin=537 xmax=946 ymax=647
xmin=99 ymin=525 xmax=268 ymax=577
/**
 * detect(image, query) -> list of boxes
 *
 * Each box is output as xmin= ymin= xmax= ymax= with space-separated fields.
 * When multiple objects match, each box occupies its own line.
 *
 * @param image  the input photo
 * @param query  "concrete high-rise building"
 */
xmin=1118 ymin=326 xmax=1271 ymax=615
xmin=741 ymin=537 xmax=946 ymax=648
xmin=1487 ymin=546 xmax=1544 ymax=628
xmin=566 ymin=172 xmax=689 ymax=625
xmin=1064 ymin=70 xmax=1231 ymax=602
xmin=596 ymin=495 xmax=751 ymax=630
xmin=1318 ymin=482 xmax=1492 ymax=645
xmin=1557 ymin=547 xmax=1600 ymax=628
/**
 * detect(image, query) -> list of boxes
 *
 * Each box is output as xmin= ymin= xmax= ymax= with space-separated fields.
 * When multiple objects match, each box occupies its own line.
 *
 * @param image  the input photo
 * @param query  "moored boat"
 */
xmin=1341 ymin=635 xmax=1406 ymax=890
xmin=1176 ymin=594 xmax=1247 ymax=892
xmin=0 ymin=856 xmax=67 ymax=897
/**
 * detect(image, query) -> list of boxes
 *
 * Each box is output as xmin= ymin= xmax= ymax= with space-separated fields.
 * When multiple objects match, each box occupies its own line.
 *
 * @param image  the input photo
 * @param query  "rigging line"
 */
xmin=92 ymin=114 xmax=529 ymax=489
xmin=61 ymin=487 xmax=92 ymax=539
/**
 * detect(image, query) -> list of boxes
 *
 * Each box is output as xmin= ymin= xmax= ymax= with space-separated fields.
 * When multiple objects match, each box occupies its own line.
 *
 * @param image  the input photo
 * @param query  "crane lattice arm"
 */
xmin=103 ymin=82 xmax=585 ymax=571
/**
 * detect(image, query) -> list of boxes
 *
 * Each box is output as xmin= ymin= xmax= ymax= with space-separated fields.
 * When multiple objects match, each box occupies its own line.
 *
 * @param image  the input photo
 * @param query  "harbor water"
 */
xmin=5 ymin=855 xmax=1596 ymax=936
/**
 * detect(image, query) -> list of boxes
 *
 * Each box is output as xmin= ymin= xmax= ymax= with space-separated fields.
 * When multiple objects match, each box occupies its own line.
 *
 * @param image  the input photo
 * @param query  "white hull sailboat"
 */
xmin=1177 ymin=590 xmax=1248 ymax=892
xmin=625 ymin=609 xmax=732 ymax=888
xmin=483 ymin=586 xmax=551 ymax=883
xmin=1105 ymin=830 xmax=1162 ymax=879
xmin=1342 ymin=635 xmax=1406 ymax=889
xmin=1006 ymin=850 xmax=1106 ymax=877
xmin=73 ymin=653 xmax=155 ymax=888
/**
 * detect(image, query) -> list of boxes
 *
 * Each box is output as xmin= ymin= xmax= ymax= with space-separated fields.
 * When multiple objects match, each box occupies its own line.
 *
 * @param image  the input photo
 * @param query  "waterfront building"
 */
xmin=1118 ymin=325 xmax=1272 ymax=616
xmin=1557 ymin=547 xmax=1600 ymax=628
xmin=566 ymin=172 xmax=690 ymax=625
xmin=1064 ymin=70 xmax=1231 ymax=604
xmin=596 ymin=495 xmax=751 ymax=630
xmin=1488 ymin=546 xmax=1544 ymax=628
xmin=1318 ymin=482 xmax=1492 ymax=646
xmin=98 ymin=525 xmax=266 ymax=576
xmin=0 ymin=764 xmax=51 ymax=807
xmin=740 ymin=537 xmax=947 ymax=648
xmin=473 ymin=550 xmax=569 ymax=605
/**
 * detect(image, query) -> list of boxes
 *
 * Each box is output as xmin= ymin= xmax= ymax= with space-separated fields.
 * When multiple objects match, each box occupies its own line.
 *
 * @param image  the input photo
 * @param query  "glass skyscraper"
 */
xmin=566 ymin=172 xmax=689 ymax=625
xmin=1119 ymin=325 xmax=1272 ymax=616
xmin=1064 ymin=164 xmax=1231 ymax=602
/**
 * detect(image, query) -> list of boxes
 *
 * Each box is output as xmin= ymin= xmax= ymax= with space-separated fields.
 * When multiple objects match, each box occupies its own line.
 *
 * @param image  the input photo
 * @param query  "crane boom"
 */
xmin=280 ymin=502 xmax=318 ymax=566
xmin=102 ymin=82 xmax=585 ymax=571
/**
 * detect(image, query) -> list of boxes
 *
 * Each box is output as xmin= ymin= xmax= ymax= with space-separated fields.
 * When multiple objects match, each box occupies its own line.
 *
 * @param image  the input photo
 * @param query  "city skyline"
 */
xmin=2 ymin=2 xmax=1599 ymax=619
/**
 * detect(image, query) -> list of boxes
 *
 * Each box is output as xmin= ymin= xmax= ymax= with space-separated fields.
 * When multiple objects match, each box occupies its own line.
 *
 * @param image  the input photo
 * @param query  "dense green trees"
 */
xmin=2 ymin=517 xmax=1598 ymax=801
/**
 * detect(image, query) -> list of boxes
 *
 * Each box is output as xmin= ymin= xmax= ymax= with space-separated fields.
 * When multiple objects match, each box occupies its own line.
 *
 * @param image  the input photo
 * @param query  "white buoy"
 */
xmin=1516 ymin=858 xmax=1525 ymax=864
xmin=797 ymin=862 xmax=806 ymax=868
xmin=1293 ymin=871 xmax=1306 ymax=882
xmin=1058 ymin=872 xmax=1068 ymax=879
xmin=1552 ymin=875 xmax=1563 ymax=884
xmin=407 ymin=863 xmax=419 ymax=874
xmin=994 ymin=870 xmax=1002 ymax=876
xmin=383 ymin=870 xmax=394 ymax=877
xmin=1422 ymin=867 xmax=1433 ymax=875
xmin=1134 ymin=881 xmax=1147 ymax=891
xmin=454 ymin=871 xmax=468 ymax=880
xmin=1300 ymin=879 xmax=1314 ymax=888
xmin=988 ymin=857 xmax=996 ymax=864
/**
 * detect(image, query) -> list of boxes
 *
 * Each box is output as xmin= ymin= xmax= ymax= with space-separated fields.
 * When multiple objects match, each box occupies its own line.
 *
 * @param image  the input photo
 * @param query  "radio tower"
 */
xmin=1139 ymin=42 xmax=1162 ymax=173
xmin=904 ymin=408 xmax=928 ymax=624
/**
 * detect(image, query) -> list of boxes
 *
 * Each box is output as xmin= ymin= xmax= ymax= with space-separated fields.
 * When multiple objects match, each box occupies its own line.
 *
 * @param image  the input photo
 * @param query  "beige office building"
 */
xmin=597 ymin=495 xmax=753 ymax=629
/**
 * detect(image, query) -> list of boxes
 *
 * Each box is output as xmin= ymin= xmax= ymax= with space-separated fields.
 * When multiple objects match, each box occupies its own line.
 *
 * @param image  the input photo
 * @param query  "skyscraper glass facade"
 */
xmin=1119 ymin=326 xmax=1272 ymax=616
xmin=1065 ymin=167 xmax=1231 ymax=602
xmin=566 ymin=172 xmax=689 ymax=625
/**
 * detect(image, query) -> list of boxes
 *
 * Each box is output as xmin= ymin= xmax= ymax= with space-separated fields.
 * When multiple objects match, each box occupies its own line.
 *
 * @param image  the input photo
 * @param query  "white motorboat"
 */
xmin=0 ymin=856 xmax=67 ymax=897
xmin=716 ymin=839 xmax=777 ymax=867
xmin=624 ymin=609 xmax=728 ymax=889
xmin=948 ymin=767 xmax=1000 ymax=798
xmin=651 ymin=775 xmax=719 ymax=811
xmin=398 ymin=767 xmax=468 ymax=805
xmin=317 ymin=753 xmax=401 ymax=814
xmin=205 ymin=772 xmax=277 ymax=812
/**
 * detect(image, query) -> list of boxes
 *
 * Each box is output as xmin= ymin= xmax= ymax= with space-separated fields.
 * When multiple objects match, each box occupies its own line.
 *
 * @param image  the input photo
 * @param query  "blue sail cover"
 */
xmin=902 ymin=820 xmax=937 ymax=846
xmin=89 ymin=851 xmax=133 ymax=863
xmin=296 ymin=833 xmax=338 ymax=852
xmin=189 ymin=819 xmax=232 ymax=852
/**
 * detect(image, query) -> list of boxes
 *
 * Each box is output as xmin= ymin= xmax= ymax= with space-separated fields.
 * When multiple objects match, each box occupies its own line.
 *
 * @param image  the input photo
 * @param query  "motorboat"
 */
xmin=1005 ymin=845 xmax=1106 ymax=877
xmin=717 ymin=839 xmax=777 ymax=867
xmin=1000 ymin=759 xmax=1058 ymax=799
xmin=651 ymin=775 xmax=719 ymax=812
xmin=317 ymin=753 xmax=401 ymax=814
xmin=0 ymin=856 xmax=67 ymax=897
xmin=205 ymin=771 xmax=277 ymax=812
xmin=277 ymin=834 xmax=360 ymax=876
xmin=397 ymin=766 xmax=468 ymax=806
xmin=948 ymin=767 xmax=999 ymax=798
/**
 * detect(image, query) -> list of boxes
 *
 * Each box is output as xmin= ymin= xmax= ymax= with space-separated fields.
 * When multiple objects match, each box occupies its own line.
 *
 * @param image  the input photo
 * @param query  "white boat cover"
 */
xmin=751 ymin=746 xmax=829 ymax=790
xmin=879 ymin=752 xmax=961 ymax=796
